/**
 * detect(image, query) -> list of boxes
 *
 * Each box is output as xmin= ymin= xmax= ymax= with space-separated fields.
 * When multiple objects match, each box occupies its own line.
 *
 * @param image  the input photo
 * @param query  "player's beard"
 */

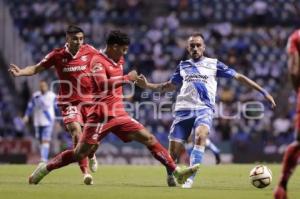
xmin=69 ymin=44 xmax=80 ymax=54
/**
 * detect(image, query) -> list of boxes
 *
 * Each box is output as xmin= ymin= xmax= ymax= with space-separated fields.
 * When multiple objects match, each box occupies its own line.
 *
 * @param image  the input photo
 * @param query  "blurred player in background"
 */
xmin=136 ymin=33 xmax=276 ymax=188
xmin=9 ymin=25 xmax=98 ymax=185
xmin=23 ymin=80 xmax=56 ymax=163
xmin=27 ymin=30 xmax=199 ymax=186
xmin=274 ymin=29 xmax=300 ymax=199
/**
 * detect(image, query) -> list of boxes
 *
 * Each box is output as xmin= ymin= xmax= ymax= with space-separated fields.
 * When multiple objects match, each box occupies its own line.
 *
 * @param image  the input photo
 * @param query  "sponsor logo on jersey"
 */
xmin=80 ymin=55 xmax=88 ymax=62
xmin=63 ymin=65 xmax=87 ymax=72
xmin=185 ymin=74 xmax=209 ymax=83
xmin=92 ymin=133 xmax=99 ymax=140
xmin=92 ymin=64 xmax=103 ymax=73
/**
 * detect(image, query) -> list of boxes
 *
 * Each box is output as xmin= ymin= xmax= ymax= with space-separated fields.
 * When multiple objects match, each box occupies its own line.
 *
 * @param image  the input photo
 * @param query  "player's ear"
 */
xmin=112 ymin=44 xmax=119 ymax=50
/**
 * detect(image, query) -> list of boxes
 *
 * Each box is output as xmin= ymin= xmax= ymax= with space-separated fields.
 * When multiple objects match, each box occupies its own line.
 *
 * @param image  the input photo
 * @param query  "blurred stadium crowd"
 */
xmin=1 ymin=0 xmax=300 ymax=161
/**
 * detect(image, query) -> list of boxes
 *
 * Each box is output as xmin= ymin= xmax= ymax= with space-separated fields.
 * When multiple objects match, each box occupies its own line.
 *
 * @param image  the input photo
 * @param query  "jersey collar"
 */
xmin=65 ymin=43 xmax=82 ymax=59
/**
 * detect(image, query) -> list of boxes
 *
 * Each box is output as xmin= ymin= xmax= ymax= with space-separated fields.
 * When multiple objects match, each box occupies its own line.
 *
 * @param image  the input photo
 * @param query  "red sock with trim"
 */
xmin=46 ymin=150 xmax=77 ymax=171
xmin=147 ymin=142 xmax=177 ymax=172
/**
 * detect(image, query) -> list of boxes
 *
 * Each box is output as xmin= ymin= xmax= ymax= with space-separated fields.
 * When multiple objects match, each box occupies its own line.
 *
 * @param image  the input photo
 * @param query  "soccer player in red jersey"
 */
xmin=274 ymin=29 xmax=300 ymax=199
xmin=9 ymin=25 xmax=99 ymax=185
xmin=27 ymin=30 xmax=199 ymax=185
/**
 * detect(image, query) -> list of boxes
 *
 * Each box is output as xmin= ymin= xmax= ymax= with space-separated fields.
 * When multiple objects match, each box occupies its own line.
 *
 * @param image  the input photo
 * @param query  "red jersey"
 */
xmin=39 ymin=44 xmax=99 ymax=103
xmin=90 ymin=52 xmax=129 ymax=117
xmin=287 ymin=29 xmax=300 ymax=54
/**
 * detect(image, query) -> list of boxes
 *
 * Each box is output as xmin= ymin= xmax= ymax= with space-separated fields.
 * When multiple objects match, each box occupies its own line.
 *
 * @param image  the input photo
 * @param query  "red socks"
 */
xmin=46 ymin=150 xmax=77 ymax=171
xmin=147 ymin=142 xmax=177 ymax=172
xmin=279 ymin=142 xmax=300 ymax=189
xmin=79 ymin=158 xmax=89 ymax=174
xmin=73 ymin=134 xmax=89 ymax=174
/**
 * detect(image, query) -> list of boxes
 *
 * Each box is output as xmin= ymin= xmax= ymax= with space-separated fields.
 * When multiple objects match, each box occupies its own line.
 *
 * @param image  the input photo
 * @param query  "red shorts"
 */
xmin=81 ymin=114 xmax=144 ymax=145
xmin=58 ymin=101 xmax=93 ymax=126
xmin=296 ymin=95 xmax=300 ymax=131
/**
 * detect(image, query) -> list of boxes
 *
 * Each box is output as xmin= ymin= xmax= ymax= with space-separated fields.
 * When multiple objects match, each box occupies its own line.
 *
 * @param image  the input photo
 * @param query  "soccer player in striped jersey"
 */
xmin=23 ymin=80 xmax=56 ymax=163
xmin=136 ymin=33 xmax=276 ymax=188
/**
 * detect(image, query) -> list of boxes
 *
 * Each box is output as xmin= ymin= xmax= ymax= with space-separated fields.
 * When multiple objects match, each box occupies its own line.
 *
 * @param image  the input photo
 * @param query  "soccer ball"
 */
xmin=249 ymin=165 xmax=272 ymax=188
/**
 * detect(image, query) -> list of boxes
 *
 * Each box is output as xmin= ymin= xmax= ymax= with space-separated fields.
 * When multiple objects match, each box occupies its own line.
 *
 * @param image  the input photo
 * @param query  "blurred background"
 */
xmin=0 ymin=0 xmax=299 ymax=165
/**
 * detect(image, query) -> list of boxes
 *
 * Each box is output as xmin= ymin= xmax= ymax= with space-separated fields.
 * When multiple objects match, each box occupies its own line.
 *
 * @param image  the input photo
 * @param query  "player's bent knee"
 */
xmin=147 ymin=134 xmax=157 ymax=145
xmin=66 ymin=123 xmax=81 ymax=136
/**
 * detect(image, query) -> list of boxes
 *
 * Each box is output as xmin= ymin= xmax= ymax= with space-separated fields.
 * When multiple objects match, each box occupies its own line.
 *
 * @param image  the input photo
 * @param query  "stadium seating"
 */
xmin=2 ymin=0 xmax=298 ymax=162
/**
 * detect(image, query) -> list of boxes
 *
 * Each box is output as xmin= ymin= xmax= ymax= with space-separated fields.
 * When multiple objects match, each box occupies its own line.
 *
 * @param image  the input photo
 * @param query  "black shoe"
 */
xmin=167 ymin=175 xmax=176 ymax=187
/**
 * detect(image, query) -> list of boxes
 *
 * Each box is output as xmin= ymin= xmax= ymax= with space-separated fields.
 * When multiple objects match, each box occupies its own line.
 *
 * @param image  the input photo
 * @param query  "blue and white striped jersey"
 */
xmin=170 ymin=56 xmax=236 ymax=112
xmin=25 ymin=91 xmax=56 ymax=126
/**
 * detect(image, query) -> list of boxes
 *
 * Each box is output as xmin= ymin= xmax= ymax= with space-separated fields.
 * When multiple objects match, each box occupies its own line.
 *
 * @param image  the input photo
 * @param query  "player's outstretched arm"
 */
xmin=8 ymin=63 xmax=46 ymax=77
xmin=234 ymin=73 xmax=276 ymax=108
xmin=136 ymin=74 xmax=177 ymax=92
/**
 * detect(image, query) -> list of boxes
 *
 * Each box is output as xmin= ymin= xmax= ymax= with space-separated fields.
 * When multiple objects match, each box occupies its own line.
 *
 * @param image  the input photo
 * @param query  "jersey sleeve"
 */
xmin=216 ymin=61 xmax=237 ymax=79
xmin=170 ymin=64 xmax=183 ymax=85
xmin=38 ymin=50 xmax=57 ymax=68
xmin=91 ymin=55 xmax=129 ymax=90
xmin=287 ymin=31 xmax=299 ymax=54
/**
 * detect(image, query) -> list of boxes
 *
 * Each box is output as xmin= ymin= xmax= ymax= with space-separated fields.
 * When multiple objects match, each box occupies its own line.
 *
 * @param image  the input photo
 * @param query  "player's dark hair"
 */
xmin=190 ymin=32 xmax=205 ymax=40
xmin=106 ymin=30 xmax=130 ymax=46
xmin=66 ymin=25 xmax=84 ymax=35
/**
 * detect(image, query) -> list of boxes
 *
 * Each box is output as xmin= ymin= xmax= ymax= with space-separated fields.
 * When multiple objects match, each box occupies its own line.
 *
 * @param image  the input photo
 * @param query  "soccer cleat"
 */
xmin=28 ymin=162 xmax=49 ymax=184
xmin=173 ymin=164 xmax=200 ymax=184
xmin=167 ymin=175 xmax=176 ymax=187
xmin=181 ymin=178 xmax=194 ymax=189
xmin=89 ymin=155 xmax=98 ymax=173
xmin=83 ymin=173 xmax=94 ymax=185
xmin=273 ymin=186 xmax=287 ymax=199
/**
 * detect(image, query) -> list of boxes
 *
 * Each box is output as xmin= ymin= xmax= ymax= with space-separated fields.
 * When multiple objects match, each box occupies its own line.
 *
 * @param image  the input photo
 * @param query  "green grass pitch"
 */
xmin=0 ymin=164 xmax=299 ymax=199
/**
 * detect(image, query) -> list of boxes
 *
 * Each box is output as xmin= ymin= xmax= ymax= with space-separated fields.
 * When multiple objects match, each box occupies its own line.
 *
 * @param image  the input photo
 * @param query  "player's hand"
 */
xmin=136 ymin=74 xmax=148 ymax=89
xmin=265 ymin=94 xmax=276 ymax=109
xmin=8 ymin=64 xmax=22 ymax=77
xmin=127 ymin=70 xmax=138 ymax=81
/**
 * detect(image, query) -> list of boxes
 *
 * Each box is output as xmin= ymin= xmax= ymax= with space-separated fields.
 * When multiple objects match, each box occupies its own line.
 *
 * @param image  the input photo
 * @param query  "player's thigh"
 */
xmin=65 ymin=121 xmax=82 ymax=136
xmin=34 ymin=126 xmax=42 ymax=142
xmin=80 ymin=119 xmax=103 ymax=145
xmin=111 ymin=116 xmax=144 ymax=143
xmin=40 ymin=125 xmax=54 ymax=142
xmin=126 ymin=128 xmax=156 ymax=145
xmin=59 ymin=104 xmax=84 ymax=128
xmin=193 ymin=113 xmax=213 ymax=140
xmin=169 ymin=118 xmax=195 ymax=143
xmin=194 ymin=125 xmax=209 ymax=139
